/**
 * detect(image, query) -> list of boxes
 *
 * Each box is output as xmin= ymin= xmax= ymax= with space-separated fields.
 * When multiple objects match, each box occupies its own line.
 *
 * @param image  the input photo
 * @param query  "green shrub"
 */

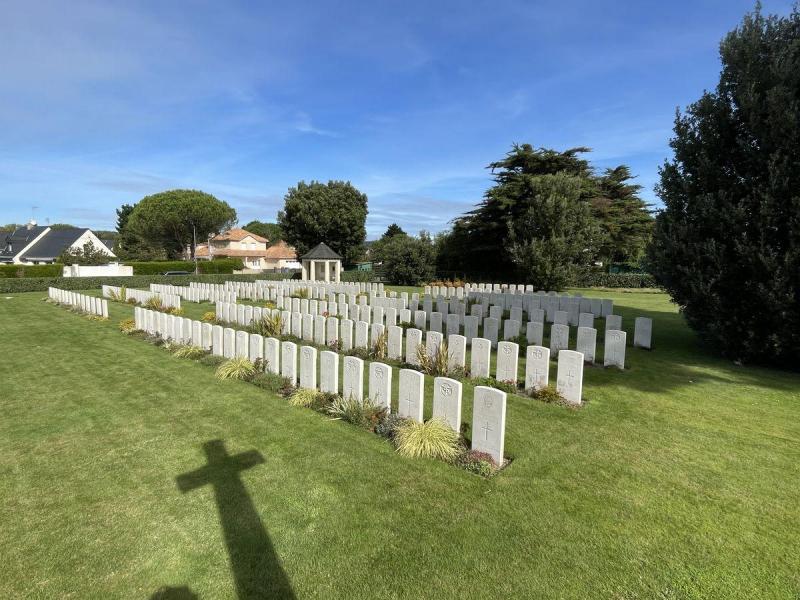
xmin=250 ymin=372 xmax=294 ymax=395
xmin=199 ymin=354 xmax=227 ymax=367
xmin=172 ymin=345 xmax=206 ymax=359
xmin=128 ymin=259 xmax=244 ymax=275
xmin=118 ymin=318 xmax=137 ymax=334
xmin=326 ymin=395 xmax=386 ymax=430
xmin=416 ymin=340 xmax=450 ymax=376
xmin=144 ymin=297 xmax=166 ymax=312
xmin=289 ymin=388 xmax=320 ymax=407
xmin=370 ymin=329 xmax=388 ymax=360
xmin=526 ymin=386 xmax=567 ymax=404
xmin=201 ymin=311 xmax=217 ymax=323
xmin=394 ymin=418 xmax=461 ymax=461
xmin=571 ymin=272 xmax=656 ymax=288
xmin=251 ymin=313 xmax=283 ymax=338
xmin=215 ymin=357 xmax=256 ymax=380
xmin=340 ymin=270 xmax=375 ymax=283
xmin=290 ymin=288 xmax=310 ymax=299
xmin=0 ymin=264 xmax=63 ymax=279
xmin=0 ymin=273 xmax=285 ymax=294
xmin=375 ymin=413 xmax=409 ymax=440
xmin=455 ymin=450 xmax=498 ymax=476
xmin=470 ymin=377 xmax=518 ymax=394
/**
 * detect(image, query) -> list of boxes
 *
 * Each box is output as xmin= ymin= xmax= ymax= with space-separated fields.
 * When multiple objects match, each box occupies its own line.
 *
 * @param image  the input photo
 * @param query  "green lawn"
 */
xmin=1 ymin=288 xmax=799 ymax=599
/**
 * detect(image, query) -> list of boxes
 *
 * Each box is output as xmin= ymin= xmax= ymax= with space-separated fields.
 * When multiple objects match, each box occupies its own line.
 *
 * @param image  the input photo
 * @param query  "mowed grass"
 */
xmin=1 ymin=289 xmax=799 ymax=599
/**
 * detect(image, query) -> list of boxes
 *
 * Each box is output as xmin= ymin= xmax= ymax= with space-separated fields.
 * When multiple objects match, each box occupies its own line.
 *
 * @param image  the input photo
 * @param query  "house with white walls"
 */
xmin=0 ymin=222 xmax=116 ymax=265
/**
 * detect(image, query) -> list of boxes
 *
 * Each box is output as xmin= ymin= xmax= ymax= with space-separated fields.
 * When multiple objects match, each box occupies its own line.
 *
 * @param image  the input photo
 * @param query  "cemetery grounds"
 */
xmin=0 ymin=286 xmax=798 ymax=599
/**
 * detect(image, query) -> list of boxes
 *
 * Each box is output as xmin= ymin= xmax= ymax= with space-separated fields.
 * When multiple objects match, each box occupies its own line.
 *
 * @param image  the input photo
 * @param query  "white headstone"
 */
xmin=495 ymin=341 xmax=519 ymax=383
xmin=549 ymin=323 xmax=569 ymax=356
xmin=463 ymin=315 xmax=479 ymax=342
xmin=525 ymin=345 xmax=550 ymax=391
xmin=576 ymin=327 xmax=597 ymax=363
xmin=556 ymin=350 xmax=584 ymax=405
xmin=605 ymin=314 xmax=622 ymax=331
xmin=281 ymin=341 xmax=297 ymax=384
xmin=604 ymin=329 xmax=627 ymax=369
xmin=201 ymin=323 xmax=213 ymax=350
xmin=299 ymin=346 xmax=317 ymax=390
xmin=425 ymin=330 xmax=443 ymax=360
xmin=355 ymin=320 xmax=369 ymax=349
xmin=405 ymin=328 xmax=422 ymax=365
xmin=578 ymin=312 xmax=594 ymax=328
xmin=470 ymin=337 xmax=491 ymax=378
xmin=414 ymin=310 xmax=427 ymax=330
xmin=326 ymin=316 xmax=339 ymax=346
xmin=319 ymin=350 xmax=339 ymax=394
xmin=483 ymin=317 xmax=499 ymax=348
xmin=212 ymin=325 xmax=224 ymax=356
xmin=223 ymin=328 xmax=236 ymax=359
xmin=471 ymin=386 xmax=506 ymax=464
xmin=447 ymin=334 xmax=466 ymax=372
xmin=235 ymin=331 xmax=250 ymax=359
xmin=342 ymin=356 xmax=364 ymax=402
xmin=264 ymin=337 xmax=280 ymax=374
xmin=369 ymin=362 xmax=392 ymax=410
xmin=503 ymin=319 xmax=520 ymax=340
xmin=526 ymin=321 xmax=544 ymax=346
xmin=340 ymin=319 xmax=353 ymax=351
xmin=432 ymin=376 xmax=462 ymax=432
xmin=314 ymin=315 xmax=326 ymax=346
xmin=634 ymin=317 xmax=652 ymax=349
xmin=397 ymin=369 xmax=424 ymax=422
xmin=387 ymin=325 xmax=403 ymax=360
xmin=249 ymin=333 xmax=264 ymax=362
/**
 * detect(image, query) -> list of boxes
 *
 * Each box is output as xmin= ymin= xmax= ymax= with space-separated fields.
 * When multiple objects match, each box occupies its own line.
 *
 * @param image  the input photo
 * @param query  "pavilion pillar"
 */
xmin=301 ymin=261 xmax=307 ymax=280
xmin=310 ymin=260 xmax=315 ymax=281
xmin=324 ymin=260 xmax=330 ymax=283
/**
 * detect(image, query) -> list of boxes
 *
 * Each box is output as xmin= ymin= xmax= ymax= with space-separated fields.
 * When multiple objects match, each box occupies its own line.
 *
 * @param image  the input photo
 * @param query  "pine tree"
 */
xmin=649 ymin=6 xmax=800 ymax=366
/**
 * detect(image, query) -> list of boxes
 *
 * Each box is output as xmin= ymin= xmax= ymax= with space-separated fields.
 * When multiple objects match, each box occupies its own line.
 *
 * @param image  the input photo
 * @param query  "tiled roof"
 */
xmin=195 ymin=246 xmax=272 ymax=258
xmin=263 ymin=241 xmax=297 ymax=259
xmin=23 ymin=228 xmax=87 ymax=260
xmin=211 ymin=228 xmax=268 ymax=243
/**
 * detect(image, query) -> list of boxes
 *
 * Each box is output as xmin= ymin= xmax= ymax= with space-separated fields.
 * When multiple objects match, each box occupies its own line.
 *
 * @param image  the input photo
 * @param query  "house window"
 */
xmin=252 ymin=259 xmax=260 ymax=267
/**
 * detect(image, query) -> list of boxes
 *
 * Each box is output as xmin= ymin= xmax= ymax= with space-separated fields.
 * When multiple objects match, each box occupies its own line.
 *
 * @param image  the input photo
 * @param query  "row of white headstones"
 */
xmin=49 ymin=287 xmax=108 ymax=318
xmin=151 ymin=283 xmax=237 ymax=304
xmin=102 ymin=285 xmax=182 ymax=309
xmin=215 ymin=300 xmax=640 ymax=369
xmin=134 ymin=306 xmax=522 ymax=464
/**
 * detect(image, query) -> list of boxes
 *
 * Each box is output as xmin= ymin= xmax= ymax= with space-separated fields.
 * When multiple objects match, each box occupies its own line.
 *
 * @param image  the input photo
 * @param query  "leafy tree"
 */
xmin=451 ymin=144 xmax=598 ymax=288
xmin=369 ymin=224 xmax=410 ymax=263
xmin=592 ymin=166 xmax=654 ymax=265
xmin=126 ymin=190 xmax=237 ymax=259
xmin=383 ymin=223 xmax=406 ymax=238
xmin=243 ymin=220 xmax=283 ymax=244
xmin=49 ymin=223 xmax=78 ymax=230
xmin=59 ymin=240 xmax=111 ymax=265
xmin=380 ymin=234 xmax=436 ymax=285
xmin=278 ymin=180 xmax=367 ymax=265
xmin=648 ymin=5 xmax=800 ymax=366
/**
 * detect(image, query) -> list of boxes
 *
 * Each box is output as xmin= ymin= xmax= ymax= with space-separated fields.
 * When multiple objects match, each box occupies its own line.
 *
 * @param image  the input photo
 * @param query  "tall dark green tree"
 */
xmin=593 ymin=166 xmax=654 ymax=265
xmin=649 ymin=5 xmax=800 ymax=366
xmin=243 ymin=220 xmax=283 ymax=244
xmin=278 ymin=181 xmax=367 ymax=265
xmin=451 ymin=144 xmax=598 ymax=288
xmin=382 ymin=223 xmax=405 ymax=238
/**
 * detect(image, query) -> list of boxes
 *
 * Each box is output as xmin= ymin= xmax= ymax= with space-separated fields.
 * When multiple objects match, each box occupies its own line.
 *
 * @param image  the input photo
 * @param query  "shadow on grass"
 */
xmin=176 ymin=440 xmax=295 ymax=600
xmin=150 ymin=586 xmax=198 ymax=599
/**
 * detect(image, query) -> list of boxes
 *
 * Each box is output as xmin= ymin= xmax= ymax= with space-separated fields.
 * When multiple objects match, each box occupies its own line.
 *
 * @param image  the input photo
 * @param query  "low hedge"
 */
xmin=0 ymin=272 xmax=286 ymax=294
xmin=572 ymin=272 xmax=657 ymax=288
xmin=129 ymin=259 xmax=244 ymax=275
xmin=0 ymin=264 xmax=64 ymax=278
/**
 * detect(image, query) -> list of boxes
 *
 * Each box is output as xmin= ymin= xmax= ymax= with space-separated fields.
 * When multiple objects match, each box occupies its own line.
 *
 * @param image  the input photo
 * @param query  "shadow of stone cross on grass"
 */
xmin=176 ymin=440 xmax=295 ymax=600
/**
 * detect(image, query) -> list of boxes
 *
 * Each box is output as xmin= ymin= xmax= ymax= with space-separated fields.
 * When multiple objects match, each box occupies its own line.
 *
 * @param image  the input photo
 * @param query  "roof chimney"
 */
xmin=26 ymin=220 xmax=37 ymax=230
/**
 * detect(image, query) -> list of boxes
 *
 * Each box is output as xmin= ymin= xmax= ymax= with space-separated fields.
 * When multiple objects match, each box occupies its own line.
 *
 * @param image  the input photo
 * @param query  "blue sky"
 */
xmin=0 ymin=0 xmax=792 ymax=238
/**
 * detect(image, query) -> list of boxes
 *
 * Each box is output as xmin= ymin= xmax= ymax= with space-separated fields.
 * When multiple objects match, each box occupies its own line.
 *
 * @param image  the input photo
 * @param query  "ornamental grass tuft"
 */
xmin=215 ymin=357 xmax=256 ymax=381
xmin=394 ymin=418 xmax=461 ymax=461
